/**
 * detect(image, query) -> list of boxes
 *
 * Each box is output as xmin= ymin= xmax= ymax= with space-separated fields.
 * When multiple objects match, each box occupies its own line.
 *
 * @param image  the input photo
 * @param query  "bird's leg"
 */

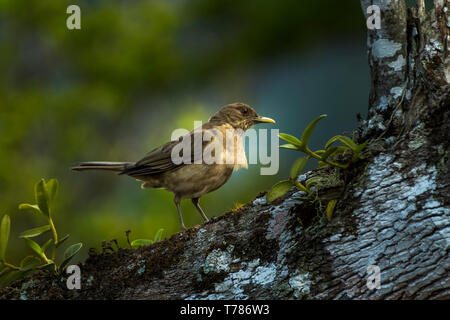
xmin=174 ymin=196 xmax=186 ymax=231
xmin=192 ymin=198 xmax=209 ymax=222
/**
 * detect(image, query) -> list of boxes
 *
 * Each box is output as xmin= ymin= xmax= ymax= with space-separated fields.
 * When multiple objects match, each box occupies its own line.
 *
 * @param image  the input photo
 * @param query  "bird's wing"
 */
xmin=120 ymin=128 xmax=215 ymax=177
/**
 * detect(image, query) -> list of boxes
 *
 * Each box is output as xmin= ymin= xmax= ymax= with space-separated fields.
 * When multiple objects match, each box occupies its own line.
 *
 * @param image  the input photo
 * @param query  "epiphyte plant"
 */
xmin=266 ymin=114 xmax=367 ymax=219
xmin=127 ymin=228 xmax=164 ymax=249
xmin=0 ymin=179 xmax=82 ymax=288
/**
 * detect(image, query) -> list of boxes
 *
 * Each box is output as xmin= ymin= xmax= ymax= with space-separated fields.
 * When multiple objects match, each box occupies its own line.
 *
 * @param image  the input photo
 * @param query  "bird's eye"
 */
xmin=240 ymin=107 xmax=248 ymax=115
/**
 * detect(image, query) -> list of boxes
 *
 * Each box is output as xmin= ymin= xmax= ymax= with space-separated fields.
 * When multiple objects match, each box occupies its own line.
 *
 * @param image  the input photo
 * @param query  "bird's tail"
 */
xmin=71 ymin=161 xmax=134 ymax=172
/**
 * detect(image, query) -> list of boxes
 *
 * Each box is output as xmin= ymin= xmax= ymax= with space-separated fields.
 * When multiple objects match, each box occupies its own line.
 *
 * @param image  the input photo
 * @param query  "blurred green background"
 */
xmin=0 ymin=0 xmax=369 ymax=263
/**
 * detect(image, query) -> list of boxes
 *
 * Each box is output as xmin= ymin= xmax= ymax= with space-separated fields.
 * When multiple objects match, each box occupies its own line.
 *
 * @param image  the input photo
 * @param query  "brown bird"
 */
xmin=72 ymin=103 xmax=275 ymax=230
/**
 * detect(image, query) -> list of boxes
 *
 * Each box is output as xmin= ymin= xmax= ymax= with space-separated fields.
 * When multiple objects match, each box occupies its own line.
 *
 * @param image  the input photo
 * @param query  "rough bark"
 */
xmin=1 ymin=0 xmax=449 ymax=299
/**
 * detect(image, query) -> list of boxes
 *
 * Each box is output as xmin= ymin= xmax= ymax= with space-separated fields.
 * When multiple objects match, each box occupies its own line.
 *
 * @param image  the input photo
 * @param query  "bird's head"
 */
xmin=209 ymin=102 xmax=275 ymax=131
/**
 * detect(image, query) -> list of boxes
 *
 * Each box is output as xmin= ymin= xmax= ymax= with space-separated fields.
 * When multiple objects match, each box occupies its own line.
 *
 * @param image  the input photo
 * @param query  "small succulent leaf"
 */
xmin=325 ymin=135 xmax=357 ymax=151
xmin=336 ymin=146 xmax=349 ymax=152
xmin=337 ymin=136 xmax=358 ymax=150
xmin=294 ymin=181 xmax=311 ymax=194
xmin=56 ymin=234 xmax=70 ymax=248
xmin=300 ymin=114 xmax=327 ymax=147
xmin=36 ymin=261 xmax=55 ymax=271
xmin=59 ymin=243 xmax=82 ymax=272
xmin=0 ymin=267 xmax=12 ymax=278
xmin=356 ymin=142 xmax=368 ymax=153
xmin=306 ymin=176 xmax=324 ymax=190
xmin=153 ymin=229 xmax=164 ymax=243
xmin=24 ymin=238 xmax=43 ymax=257
xmin=20 ymin=256 xmax=42 ymax=271
xmin=320 ymin=146 xmax=338 ymax=161
xmin=279 ymin=143 xmax=300 ymax=150
xmin=63 ymin=243 xmax=82 ymax=260
xmin=289 ymin=157 xmax=308 ymax=179
xmin=278 ymin=133 xmax=302 ymax=147
xmin=35 ymin=179 xmax=50 ymax=217
xmin=349 ymin=142 xmax=367 ymax=162
xmin=266 ymin=180 xmax=294 ymax=203
xmin=18 ymin=204 xmax=42 ymax=215
xmin=329 ymin=146 xmax=348 ymax=159
xmin=45 ymin=179 xmax=59 ymax=203
xmin=326 ymin=200 xmax=338 ymax=221
xmin=0 ymin=215 xmax=11 ymax=261
xmin=19 ymin=225 xmax=51 ymax=239
xmin=324 ymin=136 xmax=339 ymax=149
xmin=41 ymin=239 xmax=53 ymax=253
xmin=131 ymin=239 xmax=153 ymax=248
xmin=0 ymin=269 xmax=24 ymax=288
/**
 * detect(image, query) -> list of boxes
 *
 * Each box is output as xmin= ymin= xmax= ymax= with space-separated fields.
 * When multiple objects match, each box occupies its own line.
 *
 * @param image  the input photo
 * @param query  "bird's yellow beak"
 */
xmin=254 ymin=116 xmax=276 ymax=124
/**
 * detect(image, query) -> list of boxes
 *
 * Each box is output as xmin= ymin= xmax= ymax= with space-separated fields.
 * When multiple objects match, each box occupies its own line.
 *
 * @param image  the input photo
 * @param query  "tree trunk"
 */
xmin=1 ymin=0 xmax=449 ymax=300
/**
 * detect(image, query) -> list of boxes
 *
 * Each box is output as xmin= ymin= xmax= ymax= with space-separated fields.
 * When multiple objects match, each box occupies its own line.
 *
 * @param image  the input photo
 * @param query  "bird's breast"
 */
xmin=161 ymin=163 xmax=234 ymax=199
xmin=221 ymin=127 xmax=248 ymax=171
xmin=144 ymin=126 xmax=248 ymax=199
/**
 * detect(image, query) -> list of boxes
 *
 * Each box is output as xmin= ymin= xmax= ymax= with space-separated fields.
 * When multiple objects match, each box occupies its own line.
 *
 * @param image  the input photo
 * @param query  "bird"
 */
xmin=71 ymin=102 xmax=275 ymax=230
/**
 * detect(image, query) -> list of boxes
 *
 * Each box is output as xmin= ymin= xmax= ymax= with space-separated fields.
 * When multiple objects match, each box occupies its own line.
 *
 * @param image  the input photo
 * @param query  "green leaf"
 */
xmin=325 ymin=135 xmax=357 ymax=151
xmin=64 ymin=243 xmax=82 ymax=260
xmin=18 ymin=204 xmax=42 ymax=215
xmin=35 ymin=179 xmax=50 ymax=217
xmin=306 ymin=176 xmax=324 ymax=190
xmin=59 ymin=243 xmax=83 ymax=271
xmin=329 ymin=146 xmax=349 ymax=159
xmin=356 ymin=142 xmax=368 ymax=153
xmin=289 ymin=157 xmax=308 ymax=179
xmin=36 ymin=261 xmax=55 ymax=272
xmin=278 ymin=133 xmax=302 ymax=147
xmin=320 ymin=146 xmax=338 ymax=161
xmin=20 ymin=256 xmax=42 ymax=271
xmin=293 ymin=181 xmax=311 ymax=194
xmin=153 ymin=229 xmax=164 ymax=243
xmin=24 ymin=238 xmax=43 ymax=258
xmin=279 ymin=143 xmax=300 ymax=150
xmin=0 ymin=267 xmax=11 ymax=278
xmin=41 ymin=239 xmax=53 ymax=253
xmin=266 ymin=180 xmax=294 ymax=202
xmin=131 ymin=239 xmax=153 ymax=248
xmin=45 ymin=179 xmax=59 ymax=203
xmin=349 ymin=143 xmax=367 ymax=162
xmin=326 ymin=200 xmax=338 ymax=221
xmin=0 ymin=267 xmax=29 ymax=290
xmin=0 ymin=215 xmax=11 ymax=261
xmin=56 ymin=234 xmax=70 ymax=248
xmin=318 ymin=161 xmax=328 ymax=167
xmin=0 ymin=269 xmax=24 ymax=288
xmin=339 ymin=136 xmax=358 ymax=150
xmin=300 ymin=114 xmax=327 ymax=148
xmin=19 ymin=225 xmax=51 ymax=239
